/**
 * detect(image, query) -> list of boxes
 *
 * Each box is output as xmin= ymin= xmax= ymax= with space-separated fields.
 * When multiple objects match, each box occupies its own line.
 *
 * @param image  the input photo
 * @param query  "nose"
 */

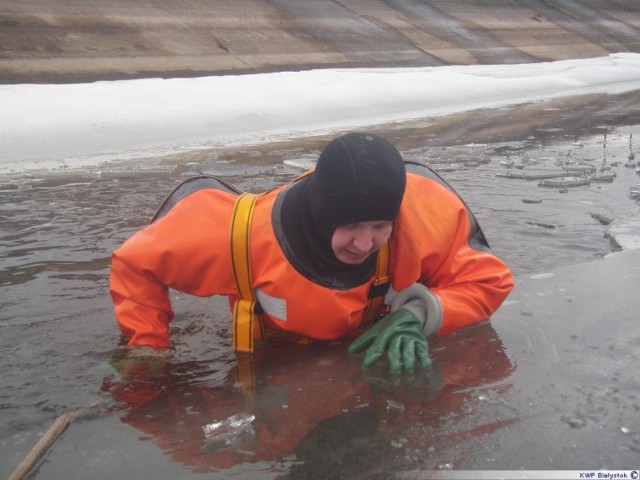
xmin=352 ymin=227 xmax=374 ymax=252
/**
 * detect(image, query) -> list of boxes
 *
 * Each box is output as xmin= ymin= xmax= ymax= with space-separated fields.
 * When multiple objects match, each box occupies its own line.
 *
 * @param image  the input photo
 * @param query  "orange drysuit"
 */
xmin=110 ymin=163 xmax=514 ymax=349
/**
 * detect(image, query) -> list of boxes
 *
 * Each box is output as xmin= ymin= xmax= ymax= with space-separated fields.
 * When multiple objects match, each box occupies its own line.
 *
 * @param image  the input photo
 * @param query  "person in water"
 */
xmin=109 ymin=132 xmax=514 ymax=372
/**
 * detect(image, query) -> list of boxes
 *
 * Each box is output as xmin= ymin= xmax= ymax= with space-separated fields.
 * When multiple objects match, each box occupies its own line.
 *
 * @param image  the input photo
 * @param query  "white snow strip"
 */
xmin=2 ymin=53 xmax=640 ymax=173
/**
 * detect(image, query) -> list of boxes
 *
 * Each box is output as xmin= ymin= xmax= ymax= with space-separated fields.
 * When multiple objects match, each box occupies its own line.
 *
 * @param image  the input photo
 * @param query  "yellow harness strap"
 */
xmin=363 ymin=240 xmax=391 ymax=325
xmin=230 ymin=193 xmax=264 ymax=352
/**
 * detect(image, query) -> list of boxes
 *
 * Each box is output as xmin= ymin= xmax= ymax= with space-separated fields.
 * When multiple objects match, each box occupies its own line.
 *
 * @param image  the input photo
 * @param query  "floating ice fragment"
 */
xmin=202 ymin=413 xmax=255 ymax=438
xmin=560 ymin=414 xmax=586 ymax=428
xmin=202 ymin=413 xmax=256 ymax=454
xmin=391 ymin=439 xmax=404 ymax=449
xmin=386 ymin=399 xmax=406 ymax=413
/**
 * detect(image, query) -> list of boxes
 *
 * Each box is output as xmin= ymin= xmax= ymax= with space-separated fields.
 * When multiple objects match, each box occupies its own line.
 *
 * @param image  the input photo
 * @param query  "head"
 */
xmin=305 ymin=132 xmax=406 ymax=265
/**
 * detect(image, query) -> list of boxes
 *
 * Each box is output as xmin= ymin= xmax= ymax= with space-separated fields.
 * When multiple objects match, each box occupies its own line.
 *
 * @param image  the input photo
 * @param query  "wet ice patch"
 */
xmin=529 ymin=273 xmax=555 ymax=280
xmin=607 ymin=216 xmax=640 ymax=250
xmin=282 ymin=158 xmax=316 ymax=170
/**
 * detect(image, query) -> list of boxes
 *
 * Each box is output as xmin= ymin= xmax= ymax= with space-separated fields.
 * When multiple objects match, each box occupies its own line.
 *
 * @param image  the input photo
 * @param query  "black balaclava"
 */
xmin=276 ymin=132 xmax=407 ymax=289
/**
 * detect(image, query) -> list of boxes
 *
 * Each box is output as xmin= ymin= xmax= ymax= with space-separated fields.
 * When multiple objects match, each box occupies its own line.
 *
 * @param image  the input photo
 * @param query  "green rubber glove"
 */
xmin=348 ymin=308 xmax=431 ymax=373
xmin=103 ymin=347 xmax=171 ymax=411
xmin=110 ymin=346 xmax=169 ymax=382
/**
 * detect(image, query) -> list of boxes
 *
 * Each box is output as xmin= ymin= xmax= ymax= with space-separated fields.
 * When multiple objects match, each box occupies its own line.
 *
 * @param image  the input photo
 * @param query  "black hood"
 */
xmin=274 ymin=132 xmax=406 ymax=289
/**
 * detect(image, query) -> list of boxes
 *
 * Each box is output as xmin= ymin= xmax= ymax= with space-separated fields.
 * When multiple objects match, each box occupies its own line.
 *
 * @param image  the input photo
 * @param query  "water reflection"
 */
xmin=102 ymin=323 xmax=513 ymax=478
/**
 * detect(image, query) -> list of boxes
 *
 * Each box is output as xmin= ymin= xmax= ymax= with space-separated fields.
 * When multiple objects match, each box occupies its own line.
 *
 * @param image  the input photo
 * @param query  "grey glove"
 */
xmin=389 ymin=283 xmax=443 ymax=337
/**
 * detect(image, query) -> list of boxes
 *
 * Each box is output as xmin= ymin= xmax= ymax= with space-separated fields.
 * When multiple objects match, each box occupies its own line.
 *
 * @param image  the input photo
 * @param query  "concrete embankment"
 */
xmin=1 ymin=0 xmax=640 ymax=83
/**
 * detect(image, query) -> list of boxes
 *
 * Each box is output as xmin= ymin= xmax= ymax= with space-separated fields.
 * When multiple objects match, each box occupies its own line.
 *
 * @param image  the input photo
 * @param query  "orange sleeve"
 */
xmin=394 ymin=174 xmax=514 ymax=335
xmin=427 ymin=206 xmax=514 ymax=335
xmin=109 ymin=190 xmax=238 ymax=348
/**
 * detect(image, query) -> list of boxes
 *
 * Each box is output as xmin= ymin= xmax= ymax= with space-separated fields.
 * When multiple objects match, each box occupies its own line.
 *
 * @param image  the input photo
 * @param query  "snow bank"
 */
xmin=2 ymin=53 xmax=640 ymax=173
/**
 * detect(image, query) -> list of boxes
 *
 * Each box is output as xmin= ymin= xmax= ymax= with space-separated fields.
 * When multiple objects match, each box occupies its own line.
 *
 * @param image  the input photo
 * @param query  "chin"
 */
xmin=340 ymin=259 xmax=362 ymax=265
xmin=338 ymin=253 xmax=370 ymax=265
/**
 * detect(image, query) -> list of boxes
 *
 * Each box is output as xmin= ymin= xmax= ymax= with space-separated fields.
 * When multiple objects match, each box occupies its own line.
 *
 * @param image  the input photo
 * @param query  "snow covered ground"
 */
xmin=2 ymin=53 xmax=640 ymax=174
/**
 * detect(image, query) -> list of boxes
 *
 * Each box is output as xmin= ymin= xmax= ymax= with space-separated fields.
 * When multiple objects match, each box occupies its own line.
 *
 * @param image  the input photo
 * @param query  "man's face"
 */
xmin=330 ymin=220 xmax=393 ymax=264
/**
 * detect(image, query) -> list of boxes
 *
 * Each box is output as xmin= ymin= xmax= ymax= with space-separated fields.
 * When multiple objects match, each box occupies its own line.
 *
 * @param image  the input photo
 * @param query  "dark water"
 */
xmin=1 ymin=92 xmax=640 ymax=478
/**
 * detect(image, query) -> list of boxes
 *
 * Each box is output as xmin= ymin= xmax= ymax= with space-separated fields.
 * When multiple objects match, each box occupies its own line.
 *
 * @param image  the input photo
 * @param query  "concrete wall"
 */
xmin=1 ymin=0 xmax=640 ymax=82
